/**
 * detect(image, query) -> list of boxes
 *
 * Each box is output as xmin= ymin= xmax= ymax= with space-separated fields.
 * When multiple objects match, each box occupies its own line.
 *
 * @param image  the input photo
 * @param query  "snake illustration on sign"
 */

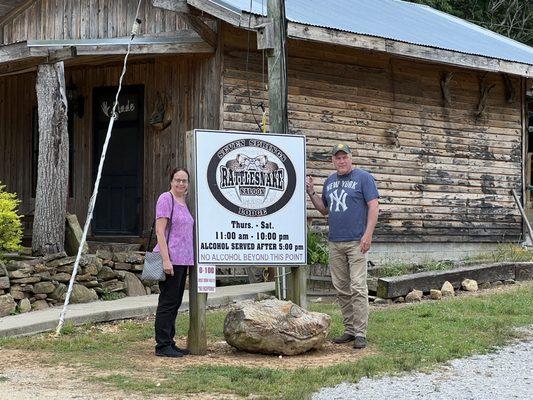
xmin=207 ymin=138 xmax=296 ymax=217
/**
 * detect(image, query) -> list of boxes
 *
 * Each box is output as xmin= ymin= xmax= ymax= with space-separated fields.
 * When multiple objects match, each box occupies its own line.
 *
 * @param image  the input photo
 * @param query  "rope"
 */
xmin=55 ymin=0 xmax=144 ymax=335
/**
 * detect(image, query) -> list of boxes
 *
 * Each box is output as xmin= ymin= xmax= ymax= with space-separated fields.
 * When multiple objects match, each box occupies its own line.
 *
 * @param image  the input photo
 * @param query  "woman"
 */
xmin=153 ymin=168 xmax=194 ymax=357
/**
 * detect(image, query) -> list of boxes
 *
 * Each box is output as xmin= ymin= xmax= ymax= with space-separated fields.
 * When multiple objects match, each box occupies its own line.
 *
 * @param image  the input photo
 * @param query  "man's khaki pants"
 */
xmin=328 ymin=240 xmax=368 ymax=337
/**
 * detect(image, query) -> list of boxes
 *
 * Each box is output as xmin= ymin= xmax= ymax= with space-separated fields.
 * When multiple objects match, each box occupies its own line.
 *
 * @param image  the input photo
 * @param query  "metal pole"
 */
xmin=511 ymin=189 xmax=533 ymax=244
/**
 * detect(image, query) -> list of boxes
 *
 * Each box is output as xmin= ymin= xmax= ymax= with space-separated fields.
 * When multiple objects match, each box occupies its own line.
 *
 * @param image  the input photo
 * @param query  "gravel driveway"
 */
xmin=313 ymin=326 xmax=533 ymax=400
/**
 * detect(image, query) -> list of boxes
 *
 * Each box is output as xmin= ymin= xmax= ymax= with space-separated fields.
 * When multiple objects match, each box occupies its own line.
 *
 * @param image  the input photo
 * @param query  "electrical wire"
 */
xmin=55 ymin=0 xmax=144 ymax=335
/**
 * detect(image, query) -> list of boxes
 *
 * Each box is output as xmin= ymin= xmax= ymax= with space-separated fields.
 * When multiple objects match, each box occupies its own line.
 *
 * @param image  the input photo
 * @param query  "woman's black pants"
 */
xmin=154 ymin=265 xmax=188 ymax=350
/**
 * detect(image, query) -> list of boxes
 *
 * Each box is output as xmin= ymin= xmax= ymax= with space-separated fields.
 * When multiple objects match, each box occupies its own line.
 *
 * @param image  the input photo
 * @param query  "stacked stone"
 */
xmin=0 ymin=250 xmax=159 ymax=317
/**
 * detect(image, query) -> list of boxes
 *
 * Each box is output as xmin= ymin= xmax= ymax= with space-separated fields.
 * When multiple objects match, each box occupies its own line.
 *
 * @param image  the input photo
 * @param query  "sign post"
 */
xmin=188 ymin=129 xmax=307 ymax=355
xmin=186 ymin=131 xmax=207 ymax=355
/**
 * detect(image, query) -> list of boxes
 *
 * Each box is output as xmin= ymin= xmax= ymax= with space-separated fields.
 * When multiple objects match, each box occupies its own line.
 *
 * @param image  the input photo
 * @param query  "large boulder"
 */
xmin=223 ymin=299 xmax=331 ymax=355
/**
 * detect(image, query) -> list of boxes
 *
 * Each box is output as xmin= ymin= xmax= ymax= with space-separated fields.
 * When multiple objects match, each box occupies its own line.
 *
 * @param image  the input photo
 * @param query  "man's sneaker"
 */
xmin=172 ymin=344 xmax=191 ymax=355
xmin=155 ymin=346 xmax=183 ymax=358
xmin=353 ymin=336 xmax=367 ymax=349
xmin=331 ymin=333 xmax=355 ymax=344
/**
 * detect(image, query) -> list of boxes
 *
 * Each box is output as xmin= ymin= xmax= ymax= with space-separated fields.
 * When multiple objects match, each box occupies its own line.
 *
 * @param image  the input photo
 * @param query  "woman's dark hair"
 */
xmin=169 ymin=167 xmax=190 ymax=183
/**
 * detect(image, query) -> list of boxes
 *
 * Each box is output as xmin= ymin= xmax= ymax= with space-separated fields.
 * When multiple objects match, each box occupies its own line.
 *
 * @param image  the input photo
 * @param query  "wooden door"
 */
xmin=92 ymin=85 xmax=144 ymax=236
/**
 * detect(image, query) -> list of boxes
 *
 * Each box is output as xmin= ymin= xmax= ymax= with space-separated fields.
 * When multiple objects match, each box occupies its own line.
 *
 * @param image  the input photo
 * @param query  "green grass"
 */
xmin=464 ymin=243 xmax=533 ymax=263
xmin=1 ymin=283 xmax=532 ymax=400
xmin=378 ymin=259 xmax=456 ymax=277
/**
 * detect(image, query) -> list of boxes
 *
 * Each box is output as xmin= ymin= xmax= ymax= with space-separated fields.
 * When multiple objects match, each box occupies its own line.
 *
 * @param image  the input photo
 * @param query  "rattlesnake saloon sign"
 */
xmin=194 ymin=130 xmax=307 ymax=265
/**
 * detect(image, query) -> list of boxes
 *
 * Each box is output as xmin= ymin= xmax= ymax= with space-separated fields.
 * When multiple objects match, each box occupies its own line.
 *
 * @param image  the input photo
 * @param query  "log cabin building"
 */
xmin=1 ymin=0 xmax=533 ymax=260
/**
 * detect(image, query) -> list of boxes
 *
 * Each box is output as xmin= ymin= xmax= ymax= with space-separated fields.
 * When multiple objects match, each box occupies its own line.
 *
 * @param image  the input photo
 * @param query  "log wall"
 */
xmin=0 ymin=0 xmax=189 ymax=44
xmin=221 ymin=26 xmax=524 ymax=243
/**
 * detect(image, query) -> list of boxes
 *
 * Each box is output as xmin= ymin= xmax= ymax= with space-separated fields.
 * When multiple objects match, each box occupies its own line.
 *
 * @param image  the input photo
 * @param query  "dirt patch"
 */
xmin=133 ymin=338 xmax=377 ymax=371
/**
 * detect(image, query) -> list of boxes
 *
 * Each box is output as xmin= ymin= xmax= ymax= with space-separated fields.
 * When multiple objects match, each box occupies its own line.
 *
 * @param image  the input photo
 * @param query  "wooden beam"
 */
xmin=151 ymin=0 xmax=190 ymax=13
xmin=151 ymin=1 xmax=217 ymax=49
xmin=27 ymin=31 xmax=214 ymax=56
xmin=28 ymin=46 xmax=77 ymax=63
xmin=287 ymin=22 xmax=533 ymax=78
xmin=0 ymin=0 xmax=35 ymax=27
xmin=181 ymin=14 xmax=217 ymax=48
xmin=74 ymin=42 xmax=213 ymax=55
xmin=188 ymin=0 xmax=242 ymax=27
xmin=0 ymin=41 xmax=31 ymax=63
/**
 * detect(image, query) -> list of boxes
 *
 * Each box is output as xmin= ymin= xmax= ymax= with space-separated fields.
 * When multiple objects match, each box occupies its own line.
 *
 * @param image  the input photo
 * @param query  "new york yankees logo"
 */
xmin=329 ymin=189 xmax=348 ymax=212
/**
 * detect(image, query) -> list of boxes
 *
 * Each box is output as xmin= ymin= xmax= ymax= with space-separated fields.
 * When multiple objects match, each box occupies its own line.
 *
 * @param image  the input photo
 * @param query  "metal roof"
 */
xmin=213 ymin=0 xmax=533 ymax=66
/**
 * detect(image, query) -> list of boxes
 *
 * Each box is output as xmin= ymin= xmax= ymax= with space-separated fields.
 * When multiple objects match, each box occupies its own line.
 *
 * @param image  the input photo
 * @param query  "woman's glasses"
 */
xmin=173 ymin=179 xmax=189 ymax=184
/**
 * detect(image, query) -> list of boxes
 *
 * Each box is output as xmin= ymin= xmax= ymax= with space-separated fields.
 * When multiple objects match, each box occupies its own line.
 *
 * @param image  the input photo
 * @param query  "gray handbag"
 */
xmin=141 ymin=193 xmax=174 ymax=281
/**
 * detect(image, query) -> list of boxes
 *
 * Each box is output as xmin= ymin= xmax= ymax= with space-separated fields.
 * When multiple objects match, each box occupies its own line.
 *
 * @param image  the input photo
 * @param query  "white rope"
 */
xmin=55 ymin=0 xmax=144 ymax=335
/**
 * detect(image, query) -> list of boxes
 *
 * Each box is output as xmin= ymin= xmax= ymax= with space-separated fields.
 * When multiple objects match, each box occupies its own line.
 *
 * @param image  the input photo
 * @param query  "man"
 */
xmin=306 ymin=143 xmax=379 ymax=349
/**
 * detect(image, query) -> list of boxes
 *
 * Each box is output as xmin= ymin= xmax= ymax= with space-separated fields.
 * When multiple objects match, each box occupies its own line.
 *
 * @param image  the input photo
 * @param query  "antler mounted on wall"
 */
xmin=149 ymin=91 xmax=172 ymax=131
xmin=475 ymin=74 xmax=496 ymax=119
xmin=440 ymin=72 xmax=454 ymax=106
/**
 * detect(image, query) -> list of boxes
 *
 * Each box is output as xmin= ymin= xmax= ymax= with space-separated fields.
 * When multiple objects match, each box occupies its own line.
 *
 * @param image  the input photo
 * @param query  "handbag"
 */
xmin=141 ymin=192 xmax=174 ymax=281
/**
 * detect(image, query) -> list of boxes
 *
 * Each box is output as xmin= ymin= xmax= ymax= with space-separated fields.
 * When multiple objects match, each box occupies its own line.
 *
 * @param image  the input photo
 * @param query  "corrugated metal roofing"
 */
xmin=213 ymin=0 xmax=533 ymax=65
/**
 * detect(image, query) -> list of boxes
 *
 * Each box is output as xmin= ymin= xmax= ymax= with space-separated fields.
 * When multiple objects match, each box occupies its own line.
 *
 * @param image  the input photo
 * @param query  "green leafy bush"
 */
xmin=307 ymin=229 xmax=329 ymax=265
xmin=0 ymin=183 xmax=22 ymax=253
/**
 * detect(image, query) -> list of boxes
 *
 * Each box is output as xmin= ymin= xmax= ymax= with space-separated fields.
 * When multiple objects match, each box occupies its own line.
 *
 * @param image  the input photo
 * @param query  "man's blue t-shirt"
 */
xmin=322 ymin=168 xmax=379 ymax=242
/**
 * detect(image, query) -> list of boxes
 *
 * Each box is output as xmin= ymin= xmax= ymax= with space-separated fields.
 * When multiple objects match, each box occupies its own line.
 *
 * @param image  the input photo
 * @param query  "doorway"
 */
xmin=92 ymin=85 xmax=144 ymax=236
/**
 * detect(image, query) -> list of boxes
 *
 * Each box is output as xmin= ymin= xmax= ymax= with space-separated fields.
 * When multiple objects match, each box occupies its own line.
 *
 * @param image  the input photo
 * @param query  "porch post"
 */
xmin=32 ymin=62 xmax=69 ymax=255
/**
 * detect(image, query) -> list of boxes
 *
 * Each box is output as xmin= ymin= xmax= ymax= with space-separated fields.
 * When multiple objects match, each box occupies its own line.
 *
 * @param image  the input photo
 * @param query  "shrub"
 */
xmin=0 ymin=183 xmax=22 ymax=253
xmin=307 ymin=228 xmax=329 ymax=265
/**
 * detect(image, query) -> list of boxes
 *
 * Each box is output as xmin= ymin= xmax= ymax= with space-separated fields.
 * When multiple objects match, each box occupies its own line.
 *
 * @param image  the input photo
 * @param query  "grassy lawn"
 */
xmin=1 ymin=282 xmax=532 ymax=400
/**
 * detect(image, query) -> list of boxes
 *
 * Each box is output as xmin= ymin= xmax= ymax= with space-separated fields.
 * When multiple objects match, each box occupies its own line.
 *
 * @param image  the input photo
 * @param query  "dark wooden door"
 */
xmin=92 ymin=86 xmax=143 ymax=235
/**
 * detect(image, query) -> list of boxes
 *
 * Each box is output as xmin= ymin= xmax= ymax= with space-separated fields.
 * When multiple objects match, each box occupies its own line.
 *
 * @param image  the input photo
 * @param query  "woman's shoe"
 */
xmin=155 ymin=345 xmax=183 ymax=357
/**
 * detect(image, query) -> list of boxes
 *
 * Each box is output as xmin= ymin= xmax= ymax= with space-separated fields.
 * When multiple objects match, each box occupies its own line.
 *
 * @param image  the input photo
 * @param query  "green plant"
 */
xmin=307 ymin=228 xmax=329 ymax=265
xmin=101 ymin=289 xmax=122 ymax=301
xmin=0 ymin=183 xmax=23 ymax=253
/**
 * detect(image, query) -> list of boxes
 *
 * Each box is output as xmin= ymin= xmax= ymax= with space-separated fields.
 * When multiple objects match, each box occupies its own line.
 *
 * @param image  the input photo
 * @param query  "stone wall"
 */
xmin=0 ymin=250 xmax=159 ymax=317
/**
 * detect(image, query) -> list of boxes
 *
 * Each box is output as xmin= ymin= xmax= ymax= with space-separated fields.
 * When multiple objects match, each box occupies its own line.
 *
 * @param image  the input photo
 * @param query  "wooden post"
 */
xmin=186 ymin=130 xmax=207 ymax=355
xmin=266 ymin=0 xmax=307 ymax=306
xmin=290 ymin=265 xmax=308 ymax=309
xmin=267 ymin=0 xmax=292 ymax=300
xmin=32 ymin=62 xmax=69 ymax=255
xmin=267 ymin=0 xmax=288 ymax=134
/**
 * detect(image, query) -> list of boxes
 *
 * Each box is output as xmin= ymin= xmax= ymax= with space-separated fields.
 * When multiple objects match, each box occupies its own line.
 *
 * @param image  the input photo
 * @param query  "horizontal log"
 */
xmin=515 ymin=264 xmax=533 ymax=281
xmin=376 ymin=263 xmax=523 ymax=298
xmin=371 ymin=234 xmax=521 ymax=243
xmin=223 ymin=69 xmax=521 ymax=119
